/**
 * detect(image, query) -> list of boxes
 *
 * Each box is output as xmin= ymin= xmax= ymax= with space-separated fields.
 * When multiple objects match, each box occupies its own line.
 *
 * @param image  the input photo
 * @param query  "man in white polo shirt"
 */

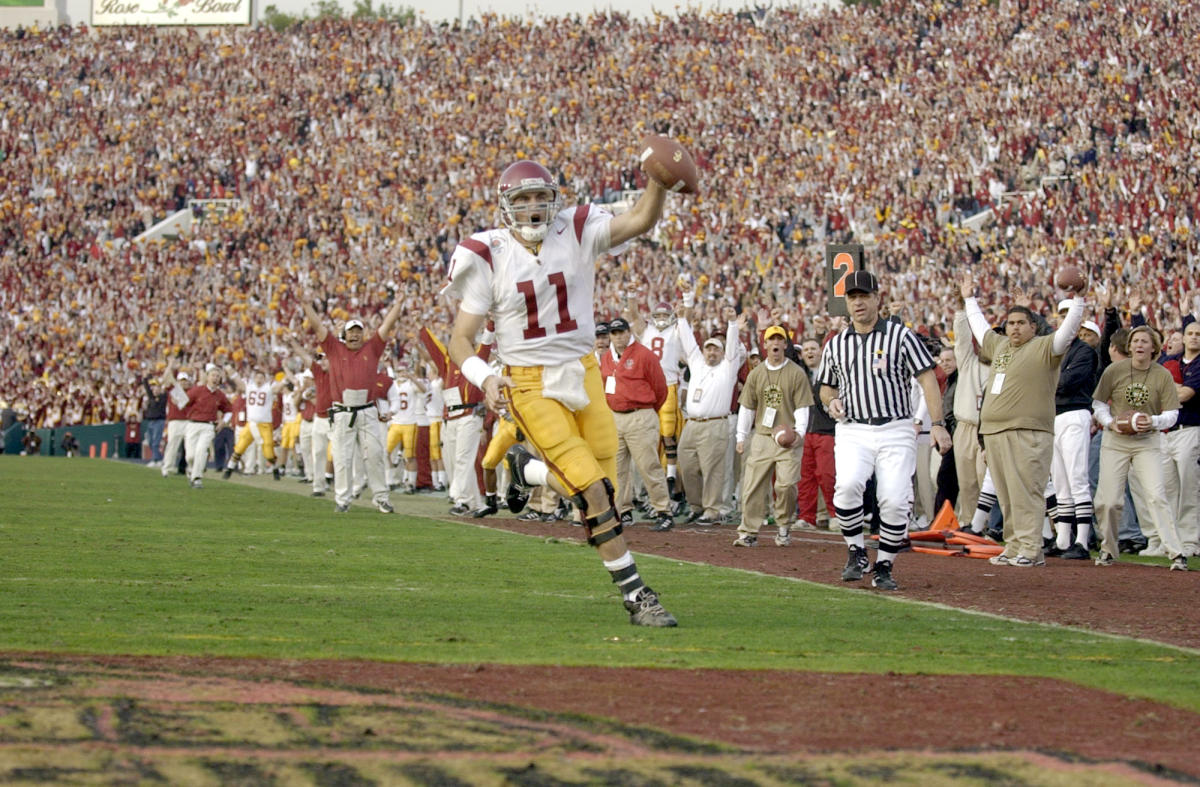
xmin=676 ymin=305 xmax=745 ymax=526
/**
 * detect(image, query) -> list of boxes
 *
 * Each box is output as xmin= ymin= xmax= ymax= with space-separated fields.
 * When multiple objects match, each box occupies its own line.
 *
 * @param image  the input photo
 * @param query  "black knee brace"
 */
xmin=576 ymin=478 xmax=623 ymax=547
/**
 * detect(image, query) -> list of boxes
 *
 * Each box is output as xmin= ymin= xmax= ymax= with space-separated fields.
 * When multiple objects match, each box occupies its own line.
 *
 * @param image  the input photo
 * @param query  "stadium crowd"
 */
xmin=1 ymin=1 xmax=1198 ymax=567
xmin=2 ymin=0 xmax=1199 ymax=427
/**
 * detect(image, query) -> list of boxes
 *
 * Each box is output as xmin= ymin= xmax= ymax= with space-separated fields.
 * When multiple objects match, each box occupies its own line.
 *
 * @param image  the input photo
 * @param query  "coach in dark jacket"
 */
xmin=141 ymin=376 xmax=169 ymax=465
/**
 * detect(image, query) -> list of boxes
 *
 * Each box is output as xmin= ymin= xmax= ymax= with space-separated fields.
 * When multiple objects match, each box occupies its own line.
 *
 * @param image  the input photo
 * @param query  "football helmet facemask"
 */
xmin=498 ymin=161 xmax=562 ymax=244
xmin=652 ymin=301 xmax=674 ymax=331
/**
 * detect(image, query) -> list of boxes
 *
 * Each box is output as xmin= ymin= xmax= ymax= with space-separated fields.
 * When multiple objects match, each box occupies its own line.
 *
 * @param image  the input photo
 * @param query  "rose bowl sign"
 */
xmin=92 ymin=0 xmax=250 ymax=26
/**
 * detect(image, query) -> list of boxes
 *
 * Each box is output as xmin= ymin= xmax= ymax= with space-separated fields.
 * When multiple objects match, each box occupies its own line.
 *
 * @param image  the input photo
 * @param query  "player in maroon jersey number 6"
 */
xmin=442 ymin=135 xmax=697 ymax=627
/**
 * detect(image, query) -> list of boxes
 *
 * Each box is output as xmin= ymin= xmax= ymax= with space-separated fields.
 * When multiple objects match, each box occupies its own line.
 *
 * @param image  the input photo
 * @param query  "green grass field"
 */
xmin=2 ymin=456 xmax=1198 ymax=713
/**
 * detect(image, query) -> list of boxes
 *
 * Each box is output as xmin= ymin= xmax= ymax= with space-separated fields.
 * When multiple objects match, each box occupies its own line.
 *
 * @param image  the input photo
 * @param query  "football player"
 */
xmin=445 ymin=156 xmax=683 ymax=627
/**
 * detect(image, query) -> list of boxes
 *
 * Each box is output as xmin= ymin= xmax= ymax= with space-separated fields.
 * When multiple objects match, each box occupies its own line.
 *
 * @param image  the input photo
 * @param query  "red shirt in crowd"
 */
xmin=185 ymin=384 xmax=233 ymax=423
xmin=600 ymin=340 xmax=667 ymax=413
xmin=321 ymin=333 xmax=385 ymax=402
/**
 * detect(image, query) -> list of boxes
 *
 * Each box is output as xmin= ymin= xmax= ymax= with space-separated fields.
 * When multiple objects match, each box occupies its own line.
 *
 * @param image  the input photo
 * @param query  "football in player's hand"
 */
xmin=1055 ymin=264 xmax=1086 ymax=293
xmin=1113 ymin=413 xmax=1138 ymax=435
xmin=773 ymin=424 xmax=799 ymax=448
xmin=639 ymin=134 xmax=699 ymax=194
xmin=1132 ymin=412 xmax=1153 ymax=432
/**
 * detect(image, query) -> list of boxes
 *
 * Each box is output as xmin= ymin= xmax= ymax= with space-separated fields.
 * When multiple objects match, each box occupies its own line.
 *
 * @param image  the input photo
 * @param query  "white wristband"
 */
xmin=460 ymin=355 xmax=494 ymax=390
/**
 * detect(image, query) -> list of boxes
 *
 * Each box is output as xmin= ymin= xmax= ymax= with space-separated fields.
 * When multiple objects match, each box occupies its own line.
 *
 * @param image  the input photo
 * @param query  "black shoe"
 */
xmin=842 ymin=545 xmax=869 ymax=582
xmin=650 ymin=512 xmax=674 ymax=532
xmin=504 ymin=445 xmax=534 ymax=513
xmin=449 ymin=503 xmax=471 ymax=516
xmin=473 ymin=495 xmax=499 ymax=518
xmin=1062 ymin=543 xmax=1091 ymax=560
xmin=619 ymin=510 xmax=634 ymax=528
xmin=871 ymin=560 xmax=898 ymax=591
xmin=539 ymin=511 xmax=559 ymax=522
xmin=311 ymin=490 xmax=325 ymax=497
xmin=1044 ymin=544 xmax=1066 ymax=558
xmin=273 ymin=466 xmax=282 ymax=481
xmin=686 ymin=509 xmax=704 ymax=524
xmin=517 ymin=510 xmax=542 ymax=521
xmin=985 ymin=527 xmax=1004 ymax=543
xmin=695 ymin=515 xmax=720 ymax=527
xmin=669 ymin=498 xmax=689 ymax=518
xmin=624 ymin=587 xmax=677 ymax=627
xmin=222 ymin=466 xmax=234 ymax=480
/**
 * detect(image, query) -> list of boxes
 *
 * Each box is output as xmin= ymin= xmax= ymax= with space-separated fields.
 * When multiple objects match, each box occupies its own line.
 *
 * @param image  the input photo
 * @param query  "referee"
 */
xmin=816 ymin=271 xmax=952 ymax=590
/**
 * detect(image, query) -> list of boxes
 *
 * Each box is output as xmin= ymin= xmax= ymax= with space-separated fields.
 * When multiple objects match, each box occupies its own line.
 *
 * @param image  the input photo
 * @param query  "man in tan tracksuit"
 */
xmin=733 ymin=325 xmax=815 ymax=547
xmin=960 ymin=272 xmax=1085 ymax=566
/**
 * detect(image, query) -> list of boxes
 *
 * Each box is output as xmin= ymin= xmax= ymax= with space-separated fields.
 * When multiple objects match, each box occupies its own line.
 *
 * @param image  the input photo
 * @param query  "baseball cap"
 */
xmin=608 ymin=317 xmax=631 ymax=333
xmin=748 ymin=346 xmax=761 ymax=357
xmin=176 ymin=371 xmax=190 ymax=381
xmin=844 ymin=270 xmax=878 ymax=294
xmin=763 ymin=325 xmax=788 ymax=341
xmin=344 ymin=319 xmax=365 ymax=331
xmin=703 ymin=336 xmax=725 ymax=349
xmin=1081 ymin=320 xmax=1101 ymax=336
xmin=595 ymin=321 xmax=610 ymax=336
xmin=652 ymin=301 xmax=671 ymax=314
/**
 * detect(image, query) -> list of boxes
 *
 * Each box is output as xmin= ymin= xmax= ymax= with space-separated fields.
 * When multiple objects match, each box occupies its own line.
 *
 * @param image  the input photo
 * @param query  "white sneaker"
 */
xmin=774 ymin=526 xmax=791 ymax=547
xmin=1140 ymin=545 xmax=1167 ymax=557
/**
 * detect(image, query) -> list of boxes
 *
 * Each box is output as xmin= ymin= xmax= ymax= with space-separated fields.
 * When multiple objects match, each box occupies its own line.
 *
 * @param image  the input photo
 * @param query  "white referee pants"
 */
xmin=1051 ymin=409 xmax=1094 ymax=544
xmin=183 ymin=422 xmax=215 ymax=482
xmin=161 ymin=419 xmax=189 ymax=477
xmin=311 ymin=416 xmax=332 ymax=494
xmin=330 ymin=409 xmax=388 ymax=507
xmin=443 ymin=414 xmax=483 ymax=509
xmin=833 ymin=419 xmax=917 ymax=549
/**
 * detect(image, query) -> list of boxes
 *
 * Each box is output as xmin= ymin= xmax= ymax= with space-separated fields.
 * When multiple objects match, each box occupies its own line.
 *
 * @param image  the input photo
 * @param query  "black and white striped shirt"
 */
xmin=816 ymin=318 xmax=936 ymax=422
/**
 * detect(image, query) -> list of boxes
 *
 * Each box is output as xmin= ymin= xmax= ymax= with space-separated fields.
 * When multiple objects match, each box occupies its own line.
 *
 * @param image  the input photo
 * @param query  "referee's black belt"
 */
xmin=330 ymin=402 xmax=375 ymax=427
xmin=846 ymin=416 xmax=907 ymax=426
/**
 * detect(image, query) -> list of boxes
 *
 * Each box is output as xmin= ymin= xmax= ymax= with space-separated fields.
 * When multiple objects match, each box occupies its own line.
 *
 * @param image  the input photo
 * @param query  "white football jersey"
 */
xmin=426 ymin=378 xmax=444 ymax=421
xmin=641 ymin=322 xmax=685 ymax=385
xmin=390 ymin=380 xmax=419 ymax=426
xmin=445 ymin=205 xmax=612 ymax=367
xmin=281 ymin=390 xmax=299 ymax=423
xmin=245 ymin=381 xmax=275 ymax=423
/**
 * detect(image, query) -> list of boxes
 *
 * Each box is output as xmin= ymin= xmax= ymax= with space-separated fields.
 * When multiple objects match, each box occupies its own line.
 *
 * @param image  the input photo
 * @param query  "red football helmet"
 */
xmin=498 ymin=161 xmax=562 ymax=243
xmin=652 ymin=300 xmax=674 ymax=330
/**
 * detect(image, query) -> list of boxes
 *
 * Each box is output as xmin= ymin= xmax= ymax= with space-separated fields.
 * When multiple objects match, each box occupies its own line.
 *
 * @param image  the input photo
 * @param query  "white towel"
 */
xmin=541 ymin=359 xmax=590 ymax=412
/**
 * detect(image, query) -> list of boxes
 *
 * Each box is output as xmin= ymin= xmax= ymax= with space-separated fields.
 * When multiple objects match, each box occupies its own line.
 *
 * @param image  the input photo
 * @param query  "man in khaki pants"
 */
xmin=677 ymin=306 xmax=747 ymax=526
xmin=959 ymin=271 xmax=1085 ymax=567
xmin=599 ymin=318 xmax=673 ymax=532
xmin=734 ymin=325 xmax=815 ymax=547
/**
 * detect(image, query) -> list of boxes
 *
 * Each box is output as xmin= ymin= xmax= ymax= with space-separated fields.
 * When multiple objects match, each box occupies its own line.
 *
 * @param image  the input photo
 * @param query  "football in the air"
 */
xmin=773 ymin=424 xmax=799 ymax=448
xmin=1113 ymin=413 xmax=1138 ymax=435
xmin=638 ymin=134 xmax=699 ymax=194
xmin=1055 ymin=263 xmax=1086 ymax=292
